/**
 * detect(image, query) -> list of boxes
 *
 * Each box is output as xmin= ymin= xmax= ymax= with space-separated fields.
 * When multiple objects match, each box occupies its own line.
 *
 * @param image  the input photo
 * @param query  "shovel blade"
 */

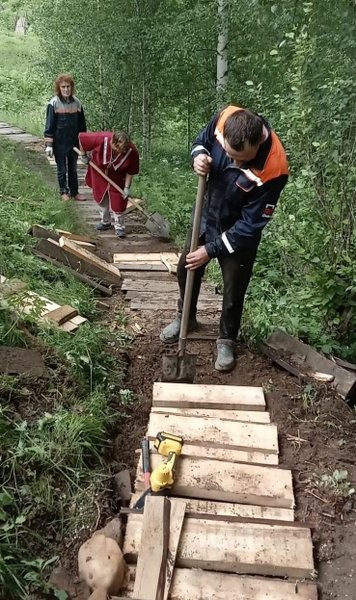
xmin=161 ymin=351 xmax=196 ymax=383
xmin=145 ymin=213 xmax=170 ymax=240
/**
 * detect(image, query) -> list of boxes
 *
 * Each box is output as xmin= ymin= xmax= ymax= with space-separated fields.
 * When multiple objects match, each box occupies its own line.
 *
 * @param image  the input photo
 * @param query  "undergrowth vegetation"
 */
xmin=0 ymin=138 xmax=130 ymax=598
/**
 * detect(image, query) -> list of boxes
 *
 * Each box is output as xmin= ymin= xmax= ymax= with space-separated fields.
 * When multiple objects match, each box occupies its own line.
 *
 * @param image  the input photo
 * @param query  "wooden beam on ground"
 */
xmin=59 ymin=237 xmax=121 ymax=282
xmin=264 ymin=328 xmax=356 ymax=402
xmin=122 ymin=567 xmax=318 ymax=600
xmin=130 ymin=494 xmax=294 ymax=522
xmin=151 ymin=406 xmax=271 ymax=423
xmin=43 ymin=304 xmax=78 ymax=325
xmin=133 ymin=496 xmax=170 ymax=600
xmin=116 ymin=263 xmax=167 ymax=272
xmin=1 ymin=275 xmax=87 ymax=332
xmin=152 ymin=382 xmax=266 ymax=411
xmin=147 ymin=413 xmax=278 ymax=455
xmin=135 ymin=455 xmax=294 ymax=508
xmin=35 ymin=237 xmax=118 ymax=287
xmin=32 ymin=250 xmax=113 ymax=296
xmin=113 ymin=252 xmax=178 ymax=264
xmin=29 ymin=224 xmax=60 ymax=242
xmin=124 ymin=515 xmax=315 ymax=578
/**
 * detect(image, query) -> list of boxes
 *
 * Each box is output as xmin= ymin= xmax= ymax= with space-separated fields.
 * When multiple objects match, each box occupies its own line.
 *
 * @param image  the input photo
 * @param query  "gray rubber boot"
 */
xmin=160 ymin=315 xmax=198 ymax=344
xmin=215 ymin=338 xmax=235 ymax=372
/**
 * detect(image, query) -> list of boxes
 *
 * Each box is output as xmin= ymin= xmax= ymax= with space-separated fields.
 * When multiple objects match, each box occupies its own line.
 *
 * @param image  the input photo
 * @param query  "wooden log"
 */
xmin=59 ymin=237 xmax=121 ymax=282
xmin=122 ymin=567 xmax=318 ymax=600
xmin=133 ymin=496 xmax=170 ymax=600
xmin=32 ymin=250 xmax=113 ymax=296
xmin=135 ymin=455 xmax=294 ymax=508
xmin=152 ymin=382 xmax=265 ymax=411
xmin=151 ymin=406 xmax=271 ymax=423
xmin=147 ymin=413 xmax=278 ymax=455
xmin=130 ymin=494 xmax=294 ymax=522
xmin=265 ymin=328 xmax=356 ymax=402
xmin=43 ymin=304 xmax=78 ymax=325
xmin=123 ymin=515 xmax=315 ymax=578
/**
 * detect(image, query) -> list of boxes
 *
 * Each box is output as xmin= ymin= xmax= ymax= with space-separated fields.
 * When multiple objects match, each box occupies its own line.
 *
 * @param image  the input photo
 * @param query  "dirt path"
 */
xmin=1 ymin=123 xmax=356 ymax=599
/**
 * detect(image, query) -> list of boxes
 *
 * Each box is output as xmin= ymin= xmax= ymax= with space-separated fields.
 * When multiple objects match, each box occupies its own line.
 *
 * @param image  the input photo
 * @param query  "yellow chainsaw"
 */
xmin=134 ymin=432 xmax=183 ymax=509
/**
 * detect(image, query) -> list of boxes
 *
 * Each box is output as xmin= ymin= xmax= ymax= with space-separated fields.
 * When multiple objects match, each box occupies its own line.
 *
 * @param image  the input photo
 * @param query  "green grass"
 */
xmin=0 ymin=31 xmax=46 ymax=135
xmin=0 ymin=135 xmax=131 ymax=598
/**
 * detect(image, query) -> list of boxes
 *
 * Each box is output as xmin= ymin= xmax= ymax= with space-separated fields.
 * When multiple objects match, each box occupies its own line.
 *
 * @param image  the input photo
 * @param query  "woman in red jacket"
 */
xmin=79 ymin=131 xmax=140 ymax=237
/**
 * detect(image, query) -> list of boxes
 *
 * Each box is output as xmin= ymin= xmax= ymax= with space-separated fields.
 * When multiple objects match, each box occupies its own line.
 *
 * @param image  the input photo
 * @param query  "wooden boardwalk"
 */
xmin=0 ymin=123 xmax=318 ymax=599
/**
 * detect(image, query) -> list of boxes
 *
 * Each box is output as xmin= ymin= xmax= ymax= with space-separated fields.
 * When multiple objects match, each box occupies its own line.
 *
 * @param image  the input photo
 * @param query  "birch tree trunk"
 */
xmin=216 ymin=0 xmax=229 ymax=107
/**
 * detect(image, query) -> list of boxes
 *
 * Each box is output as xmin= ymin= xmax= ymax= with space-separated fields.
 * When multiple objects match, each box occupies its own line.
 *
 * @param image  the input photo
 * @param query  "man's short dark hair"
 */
xmin=224 ymin=109 xmax=263 ymax=150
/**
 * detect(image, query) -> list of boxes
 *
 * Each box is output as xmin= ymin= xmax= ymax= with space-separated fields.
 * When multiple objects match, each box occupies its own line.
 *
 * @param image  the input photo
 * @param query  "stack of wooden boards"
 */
xmin=31 ymin=224 xmax=121 ymax=293
xmin=120 ymin=382 xmax=318 ymax=600
xmin=0 ymin=274 xmax=87 ymax=333
xmin=117 ymin=253 xmax=221 ymax=317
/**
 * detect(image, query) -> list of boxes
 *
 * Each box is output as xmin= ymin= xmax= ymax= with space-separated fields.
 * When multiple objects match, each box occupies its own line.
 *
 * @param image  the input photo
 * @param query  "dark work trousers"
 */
xmin=55 ymin=147 xmax=79 ymax=196
xmin=177 ymin=235 xmax=258 ymax=341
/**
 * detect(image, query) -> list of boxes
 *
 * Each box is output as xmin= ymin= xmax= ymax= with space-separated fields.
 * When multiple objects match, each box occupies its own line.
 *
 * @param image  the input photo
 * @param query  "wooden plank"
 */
xmin=113 ymin=252 xmax=177 ymax=263
xmin=175 ymin=443 xmax=278 ymax=465
xmin=43 ymin=304 xmax=78 ymax=325
xmin=125 ymin=197 xmax=144 ymax=214
xmin=163 ymin=500 xmax=186 ymax=600
xmin=130 ymin=299 xmax=221 ymax=311
xmin=59 ymin=236 xmax=121 ymax=282
xmin=32 ymin=250 xmax=112 ymax=296
xmin=122 ymin=567 xmax=318 ymax=600
xmin=30 ymin=224 xmax=60 ymax=242
xmin=133 ymin=496 xmax=170 ymax=600
xmin=121 ymin=279 xmax=215 ymax=294
xmin=118 ymin=271 xmax=175 ymax=281
xmin=124 ymin=515 xmax=314 ymax=578
xmin=116 ymin=263 xmax=167 ymax=272
xmin=151 ymin=406 xmax=271 ymax=423
xmin=135 ymin=455 xmax=294 ymax=508
xmin=147 ymin=413 xmax=278 ymax=455
xmin=130 ymin=494 xmax=294 ymax=522
xmin=136 ymin=443 xmax=278 ymax=469
xmin=36 ymin=238 xmax=121 ymax=286
xmin=265 ymin=328 xmax=356 ymax=402
xmin=160 ymin=253 xmax=179 ymax=274
xmin=152 ymin=382 xmax=265 ymax=411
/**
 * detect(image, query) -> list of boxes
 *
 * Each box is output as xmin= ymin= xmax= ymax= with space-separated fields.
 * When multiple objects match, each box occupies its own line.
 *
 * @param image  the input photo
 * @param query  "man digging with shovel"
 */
xmin=160 ymin=105 xmax=289 ymax=372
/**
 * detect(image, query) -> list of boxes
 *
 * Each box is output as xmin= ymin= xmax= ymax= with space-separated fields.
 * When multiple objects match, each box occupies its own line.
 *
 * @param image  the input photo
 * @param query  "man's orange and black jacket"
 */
xmin=191 ymin=105 xmax=289 ymax=258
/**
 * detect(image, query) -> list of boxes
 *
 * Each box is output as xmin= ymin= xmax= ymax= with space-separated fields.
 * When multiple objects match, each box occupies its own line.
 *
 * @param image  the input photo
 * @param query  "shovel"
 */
xmin=161 ymin=175 xmax=206 ymax=383
xmin=73 ymin=147 xmax=170 ymax=239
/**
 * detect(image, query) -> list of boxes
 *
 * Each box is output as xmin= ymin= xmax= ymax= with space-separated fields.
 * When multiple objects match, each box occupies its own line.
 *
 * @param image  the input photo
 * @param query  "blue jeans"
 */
xmin=177 ymin=233 xmax=257 ymax=341
xmin=55 ymin=148 xmax=78 ymax=196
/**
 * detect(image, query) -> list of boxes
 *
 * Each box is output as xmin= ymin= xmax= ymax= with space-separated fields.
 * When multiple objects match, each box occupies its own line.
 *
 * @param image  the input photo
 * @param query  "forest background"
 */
xmin=0 ymin=0 xmax=355 ymax=357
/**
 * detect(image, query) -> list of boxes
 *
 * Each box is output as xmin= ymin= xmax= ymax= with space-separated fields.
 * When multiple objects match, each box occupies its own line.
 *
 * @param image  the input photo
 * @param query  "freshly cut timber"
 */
xmin=122 ymin=567 xmax=318 ymax=600
xmin=124 ymin=514 xmax=315 ymax=578
xmin=152 ymin=382 xmax=266 ymax=410
xmin=147 ymin=412 xmax=278 ymax=454
xmin=135 ymin=454 xmax=294 ymax=508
